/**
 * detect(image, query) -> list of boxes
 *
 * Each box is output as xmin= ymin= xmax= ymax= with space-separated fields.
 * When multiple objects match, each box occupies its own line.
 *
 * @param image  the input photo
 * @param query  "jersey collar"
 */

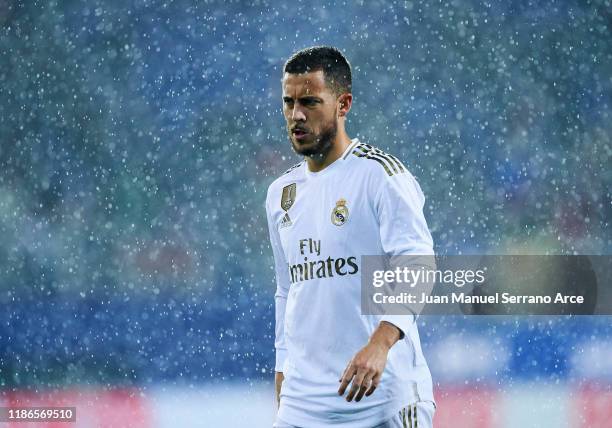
xmin=304 ymin=138 xmax=360 ymax=178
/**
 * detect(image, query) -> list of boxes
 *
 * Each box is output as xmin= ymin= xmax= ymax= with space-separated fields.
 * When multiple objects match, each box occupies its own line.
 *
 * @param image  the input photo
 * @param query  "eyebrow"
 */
xmin=282 ymin=95 xmax=322 ymax=103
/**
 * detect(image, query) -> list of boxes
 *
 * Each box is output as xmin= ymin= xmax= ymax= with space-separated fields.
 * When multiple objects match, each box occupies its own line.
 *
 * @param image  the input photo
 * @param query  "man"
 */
xmin=266 ymin=46 xmax=436 ymax=427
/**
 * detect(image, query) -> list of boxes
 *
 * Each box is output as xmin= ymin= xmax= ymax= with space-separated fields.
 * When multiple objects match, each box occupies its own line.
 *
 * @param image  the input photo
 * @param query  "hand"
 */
xmin=337 ymin=322 xmax=401 ymax=402
xmin=275 ymin=371 xmax=284 ymax=409
xmin=338 ymin=341 xmax=389 ymax=402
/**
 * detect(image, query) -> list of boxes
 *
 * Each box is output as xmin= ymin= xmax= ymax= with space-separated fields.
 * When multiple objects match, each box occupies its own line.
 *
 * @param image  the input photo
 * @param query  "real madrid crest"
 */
xmin=331 ymin=198 xmax=349 ymax=226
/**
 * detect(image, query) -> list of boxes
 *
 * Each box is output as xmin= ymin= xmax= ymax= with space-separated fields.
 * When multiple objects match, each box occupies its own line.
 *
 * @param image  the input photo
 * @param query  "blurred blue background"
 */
xmin=0 ymin=0 xmax=611 ymax=426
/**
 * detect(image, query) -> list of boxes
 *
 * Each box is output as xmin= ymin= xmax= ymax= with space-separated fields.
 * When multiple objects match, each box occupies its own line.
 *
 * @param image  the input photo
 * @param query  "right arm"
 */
xmin=266 ymin=189 xmax=291 ymax=408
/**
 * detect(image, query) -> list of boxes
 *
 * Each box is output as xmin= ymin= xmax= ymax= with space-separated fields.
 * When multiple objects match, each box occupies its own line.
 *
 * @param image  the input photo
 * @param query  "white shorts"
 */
xmin=273 ymin=400 xmax=436 ymax=428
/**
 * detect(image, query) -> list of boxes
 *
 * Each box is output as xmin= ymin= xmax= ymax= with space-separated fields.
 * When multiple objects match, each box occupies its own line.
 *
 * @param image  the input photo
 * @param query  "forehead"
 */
xmin=282 ymin=70 xmax=330 ymax=96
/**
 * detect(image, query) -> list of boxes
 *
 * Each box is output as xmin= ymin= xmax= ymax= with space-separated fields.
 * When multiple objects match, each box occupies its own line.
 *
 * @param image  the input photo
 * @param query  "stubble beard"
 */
xmin=290 ymin=119 xmax=338 ymax=161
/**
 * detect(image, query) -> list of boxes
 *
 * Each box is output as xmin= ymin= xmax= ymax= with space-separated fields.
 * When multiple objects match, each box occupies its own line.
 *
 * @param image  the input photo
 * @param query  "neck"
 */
xmin=306 ymin=128 xmax=352 ymax=173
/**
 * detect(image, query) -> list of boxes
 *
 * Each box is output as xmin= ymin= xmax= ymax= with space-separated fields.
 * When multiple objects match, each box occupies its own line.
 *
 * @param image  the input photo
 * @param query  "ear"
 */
xmin=337 ymin=93 xmax=353 ymax=117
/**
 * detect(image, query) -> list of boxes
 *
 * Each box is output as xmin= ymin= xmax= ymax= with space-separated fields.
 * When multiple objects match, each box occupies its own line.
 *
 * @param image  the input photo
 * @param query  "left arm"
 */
xmin=338 ymin=170 xmax=435 ymax=402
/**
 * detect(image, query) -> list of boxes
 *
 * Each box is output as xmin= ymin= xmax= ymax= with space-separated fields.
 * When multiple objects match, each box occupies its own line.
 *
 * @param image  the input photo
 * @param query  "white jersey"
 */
xmin=266 ymin=139 xmax=435 ymax=427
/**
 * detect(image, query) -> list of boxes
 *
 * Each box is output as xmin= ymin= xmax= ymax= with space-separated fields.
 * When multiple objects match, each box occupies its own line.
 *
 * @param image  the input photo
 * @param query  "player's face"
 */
xmin=282 ymin=70 xmax=339 ymax=158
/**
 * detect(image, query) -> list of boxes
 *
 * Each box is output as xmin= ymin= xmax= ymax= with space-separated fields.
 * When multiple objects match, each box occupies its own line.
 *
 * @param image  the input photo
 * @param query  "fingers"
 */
xmin=338 ymin=364 xmax=356 ymax=396
xmin=365 ymin=373 xmax=381 ymax=397
xmin=338 ymin=363 xmax=349 ymax=384
xmin=345 ymin=370 xmax=367 ymax=402
xmin=353 ymin=370 xmax=381 ymax=401
xmin=353 ymin=375 xmax=371 ymax=402
xmin=340 ymin=368 xmax=377 ymax=402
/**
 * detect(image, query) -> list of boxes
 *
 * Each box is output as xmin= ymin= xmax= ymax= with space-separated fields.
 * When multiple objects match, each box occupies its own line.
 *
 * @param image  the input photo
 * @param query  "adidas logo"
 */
xmin=280 ymin=213 xmax=292 ymax=229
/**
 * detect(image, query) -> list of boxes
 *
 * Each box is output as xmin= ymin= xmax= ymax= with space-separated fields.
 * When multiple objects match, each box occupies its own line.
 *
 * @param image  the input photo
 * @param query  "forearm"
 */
xmin=274 ymin=294 xmax=288 ymax=371
xmin=369 ymin=321 xmax=402 ymax=350
xmin=275 ymin=371 xmax=284 ymax=408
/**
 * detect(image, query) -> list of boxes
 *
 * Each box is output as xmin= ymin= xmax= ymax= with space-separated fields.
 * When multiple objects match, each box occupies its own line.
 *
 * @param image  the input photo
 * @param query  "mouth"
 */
xmin=292 ymin=128 xmax=310 ymax=141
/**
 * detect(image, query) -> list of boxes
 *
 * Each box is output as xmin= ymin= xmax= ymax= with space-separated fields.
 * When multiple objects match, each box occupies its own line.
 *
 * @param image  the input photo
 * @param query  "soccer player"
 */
xmin=266 ymin=46 xmax=436 ymax=427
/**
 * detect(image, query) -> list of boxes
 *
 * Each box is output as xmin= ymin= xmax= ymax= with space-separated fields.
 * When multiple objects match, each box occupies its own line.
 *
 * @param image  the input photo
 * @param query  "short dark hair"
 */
xmin=284 ymin=46 xmax=352 ymax=95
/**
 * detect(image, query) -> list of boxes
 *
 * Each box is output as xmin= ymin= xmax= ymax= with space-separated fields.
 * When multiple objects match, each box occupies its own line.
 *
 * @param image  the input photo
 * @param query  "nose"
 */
xmin=291 ymin=104 xmax=306 ymax=122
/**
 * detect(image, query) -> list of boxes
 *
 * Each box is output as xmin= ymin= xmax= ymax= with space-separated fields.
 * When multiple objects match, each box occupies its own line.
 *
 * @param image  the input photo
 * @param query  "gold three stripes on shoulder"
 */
xmin=352 ymin=143 xmax=406 ymax=177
